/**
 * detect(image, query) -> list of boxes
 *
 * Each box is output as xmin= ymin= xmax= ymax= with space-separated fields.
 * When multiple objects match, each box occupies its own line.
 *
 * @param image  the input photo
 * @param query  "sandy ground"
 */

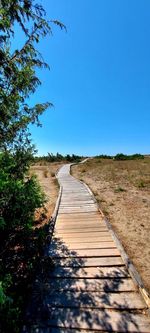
xmin=72 ymin=158 xmax=150 ymax=293
xmin=30 ymin=162 xmax=63 ymax=226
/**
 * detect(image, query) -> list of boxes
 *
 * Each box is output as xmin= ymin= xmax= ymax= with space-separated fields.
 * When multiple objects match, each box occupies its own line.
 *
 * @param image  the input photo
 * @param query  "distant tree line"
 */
xmin=95 ymin=154 xmax=113 ymax=159
xmin=34 ymin=152 xmax=83 ymax=163
xmin=95 ymin=153 xmax=144 ymax=160
xmin=114 ymin=153 xmax=144 ymax=160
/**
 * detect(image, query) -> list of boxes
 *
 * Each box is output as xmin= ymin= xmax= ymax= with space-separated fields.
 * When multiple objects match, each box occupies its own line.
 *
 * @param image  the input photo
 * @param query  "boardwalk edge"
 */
xmin=72 ymin=164 xmax=150 ymax=310
xmin=101 ymin=210 xmax=150 ymax=309
xmin=47 ymin=168 xmax=63 ymax=242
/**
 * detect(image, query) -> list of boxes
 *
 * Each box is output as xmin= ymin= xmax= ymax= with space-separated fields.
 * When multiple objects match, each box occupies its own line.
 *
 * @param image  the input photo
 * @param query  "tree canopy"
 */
xmin=0 ymin=0 xmax=65 ymax=150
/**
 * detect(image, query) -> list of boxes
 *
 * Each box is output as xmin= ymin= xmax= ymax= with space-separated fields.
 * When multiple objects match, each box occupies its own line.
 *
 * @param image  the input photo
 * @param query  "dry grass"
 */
xmin=29 ymin=162 xmax=64 ymax=227
xmin=72 ymin=157 xmax=150 ymax=293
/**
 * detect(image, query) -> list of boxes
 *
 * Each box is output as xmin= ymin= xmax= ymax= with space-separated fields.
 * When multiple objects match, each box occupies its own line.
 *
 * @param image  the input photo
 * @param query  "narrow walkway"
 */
xmin=47 ymin=165 xmax=150 ymax=332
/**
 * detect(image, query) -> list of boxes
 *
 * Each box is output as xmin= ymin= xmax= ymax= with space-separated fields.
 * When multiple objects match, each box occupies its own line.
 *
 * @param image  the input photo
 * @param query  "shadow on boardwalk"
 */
xmin=22 ymin=237 xmax=148 ymax=333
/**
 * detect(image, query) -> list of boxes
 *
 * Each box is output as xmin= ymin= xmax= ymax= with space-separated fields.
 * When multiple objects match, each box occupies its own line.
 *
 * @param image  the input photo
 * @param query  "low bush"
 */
xmin=34 ymin=152 xmax=82 ymax=163
xmin=114 ymin=153 xmax=144 ymax=160
xmin=0 ymin=151 xmax=47 ymax=332
xmin=0 ymin=153 xmax=46 ymax=232
xmin=95 ymin=154 xmax=113 ymax=159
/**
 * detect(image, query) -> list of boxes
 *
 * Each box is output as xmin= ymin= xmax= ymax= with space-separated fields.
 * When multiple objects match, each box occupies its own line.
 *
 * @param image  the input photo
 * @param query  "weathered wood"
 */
xmin=49 ymin=266 xmax=129 ymax=278
xmin=56 ymin=220 xmax=103 ymax=224
xmin=59 ymin=209 xmax=97 ymax=214
xmin=50 ymin=241 xmax=117 ymax=250
xmin=43 ymin=163 xmax=150 ymax=332
xmin=47 ymin=308 xmax=150 ymax=332
xmin=55 ymin=223 xmax=107 ymax=229
xmin=53 ymin=231 xmax=111 ymax=238
xmin=54 ymin=227 xmax=108 ymax=233
xmin=57 ymin=211 xmax=100 ymax=215
xmin=45 ymin=290 xmax=146 ymax=310
xmin=49 ymin=248 xmax=120 ymax=258
xmin=53 ymin=236 xmax=113 ymax=243
xmin=51 ymin=256 xmax=124 ymax=267
xmin=48 ymin=277 xmax=136 ymax=292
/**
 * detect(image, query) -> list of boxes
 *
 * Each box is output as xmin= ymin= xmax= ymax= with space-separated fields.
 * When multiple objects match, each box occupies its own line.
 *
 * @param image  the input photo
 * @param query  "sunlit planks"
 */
xmin=44 ymin=164 xmax=150 ymax=332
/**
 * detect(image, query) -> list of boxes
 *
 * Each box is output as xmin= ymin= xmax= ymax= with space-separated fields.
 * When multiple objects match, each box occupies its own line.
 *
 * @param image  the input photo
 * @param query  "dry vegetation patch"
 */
xmin=72 ymin=158 xmax=150 ymax=292
xmin=30 ymin=162 xmax=63 ymax=226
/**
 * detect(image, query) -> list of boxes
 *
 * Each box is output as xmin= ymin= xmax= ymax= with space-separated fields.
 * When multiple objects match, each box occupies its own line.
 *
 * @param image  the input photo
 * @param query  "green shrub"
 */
xmin=114 ymin=153 xmax=144 ymax=160
xmin=138 ymin=180 xmax=145 ymax=188
xmin=95 ymin=154 xmax=113 ymax=159
xmin=114 ymin=186 xmax=126 ymax=193
xmin=34 ymin=152 xmax=82 ymax=163
xmin=0 ymin=152 xmax=46 ymax=232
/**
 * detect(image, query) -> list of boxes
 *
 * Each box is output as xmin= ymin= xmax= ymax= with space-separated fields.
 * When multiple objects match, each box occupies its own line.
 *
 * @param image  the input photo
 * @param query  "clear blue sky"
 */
xmin=27 ymin=0 xmax=150 ymax=156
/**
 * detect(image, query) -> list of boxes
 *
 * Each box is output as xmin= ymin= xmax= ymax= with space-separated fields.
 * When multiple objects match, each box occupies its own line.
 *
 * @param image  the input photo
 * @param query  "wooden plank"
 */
xmin=59 ymin=205 xmax=97 ymax=209
xmin=59 ymin=203 xmax=96 ymax=206
xmin=60 ymin=200 xmax=93 ymax=202
xmin=50 ymin=241 xmax=117 ymax=250
xmin=53 ymin=231 xmax=111 ymax=238
xmin=55 ymin=222 xmax=107 ymax=228
xmin=55 ymin=227 xmax=108 ymax=233
xmin=46 ymin=164 xmax=150 ymax=333
xmin=59 ymin=204 xmax=97 ymax=209
xmin=60 ymin=200 xmax=94 ymax=204
xmin=51 ymin=256 xmax=124 ymax=267
xmin=55 ymin=227 xmax=108 ymax=232
xmin=38 ymin=329 xmax=100 ymax=333
xmin=44 ymin=328 xmax=149 ymax=333
xmin=48 ymin=277 xmax=136 ymax=292
xmin=57 ymin=217 xmax=102 ymax=222
xmin=26 ymin=327 xmax=130 ymax=333
xmin=55 ymin=223 xmax=107 ymax=229
xmin=57 ymin=212 xmax=101 ymax=218
xmin=55 ymin=225 xmax=108 ymax=234
xmin=52 ymin=236 xmax=113 ymax=243
xmin=56 ymin=219 xmax=105 ymax=224
xmin=56 ymin=216 xmax=103 ymax=221
xmin=56 ymin=215 xmax=104 ymax=220
xmin=45 ymin=291 xmax=146 ymax=310
xmin=58 ymin=210 xmax=98 ymax=214
xmin=56 ymin=221 xmax=105 ymax=226
xmin=59 ymin=205 xmax=96 ymax=208
xmin=47 ymin=308 xmax=150 ymax=332
xmin=49 ymin=248 xmax=120 ymax=258
xmin=49 ymin=266 xmax=129 ymax=278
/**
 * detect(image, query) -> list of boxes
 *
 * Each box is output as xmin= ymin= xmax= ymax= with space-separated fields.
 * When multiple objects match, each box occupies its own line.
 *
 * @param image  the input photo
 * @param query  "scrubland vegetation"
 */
xmin=34 ymin=152 xmax=82 ymax=164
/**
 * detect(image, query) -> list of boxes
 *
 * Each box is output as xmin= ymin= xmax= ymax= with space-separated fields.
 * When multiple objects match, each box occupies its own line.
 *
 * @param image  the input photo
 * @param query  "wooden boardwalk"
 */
xmin=35 ymin=164 xmax=150 ymax=332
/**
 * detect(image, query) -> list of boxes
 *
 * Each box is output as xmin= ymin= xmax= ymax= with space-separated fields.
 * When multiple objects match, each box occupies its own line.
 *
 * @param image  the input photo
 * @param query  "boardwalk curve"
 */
xmin=25 ymin=164 xmax=150 ymax=332
xmin=46 ymin=164 xmax=150 ymax=332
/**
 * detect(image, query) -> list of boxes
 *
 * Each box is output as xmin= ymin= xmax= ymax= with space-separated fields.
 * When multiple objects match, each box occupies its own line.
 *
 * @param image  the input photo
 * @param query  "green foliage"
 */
xmin=0 ymin=1 xmax=65 ymax=331
xmin=138 ymin=180 xmax=145 ymax=188
xmin=114 ymin=186 xmax=127 ymax=193
xmin=95 ymin=154 xmax=113 ymax=159
xmin=0 ymin=275 xmax=21 ymax=333
xmin=0 ymin=0 xmax=65 ymax=150
xmin=0 ymin=282 xmax=7 ymax=306
xmin=34 ymin=152 xmax=82 ymax=163
xmin=114 ymin=153 xmax=144 ymax=160
xmin=0 ymin=151 xmax=46 ymax=231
